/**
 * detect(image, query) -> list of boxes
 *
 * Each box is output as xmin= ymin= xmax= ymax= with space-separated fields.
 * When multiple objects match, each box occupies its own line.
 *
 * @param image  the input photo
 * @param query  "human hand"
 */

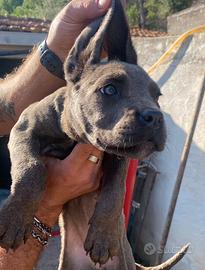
xmin=36 ymin=144 xmax=103 ymax=226
xmin=47 ymin=0 xmax=111 ymax=62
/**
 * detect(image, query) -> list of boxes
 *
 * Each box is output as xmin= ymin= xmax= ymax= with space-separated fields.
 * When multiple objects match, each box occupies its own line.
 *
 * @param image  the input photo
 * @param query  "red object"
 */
xmin=51 ymin=230 xmax=60 ymax=237
xmin=124 ymin=160 xmax=138 ymax=228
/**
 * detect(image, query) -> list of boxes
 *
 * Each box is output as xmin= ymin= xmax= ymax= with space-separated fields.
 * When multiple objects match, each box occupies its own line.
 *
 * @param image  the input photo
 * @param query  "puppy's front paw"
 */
xmin=84 ymin=218 xmax=122 ymax=265
xmin=0 ymin=202 xmax=33 ymax=251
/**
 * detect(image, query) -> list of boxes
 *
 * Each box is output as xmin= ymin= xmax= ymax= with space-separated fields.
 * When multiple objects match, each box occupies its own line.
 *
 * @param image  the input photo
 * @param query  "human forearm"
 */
xmin=0 ymin=49 xmax=65 ymax=135
xmin=0 ymin=205 xmax=61 ymax=270
xmin=0 ymin=238 xmax=43 ymax=270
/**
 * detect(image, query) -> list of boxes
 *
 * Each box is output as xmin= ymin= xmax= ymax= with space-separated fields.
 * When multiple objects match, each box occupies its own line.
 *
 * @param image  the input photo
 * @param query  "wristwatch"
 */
xmin=39 ymin=40 xmax=65 ymax=80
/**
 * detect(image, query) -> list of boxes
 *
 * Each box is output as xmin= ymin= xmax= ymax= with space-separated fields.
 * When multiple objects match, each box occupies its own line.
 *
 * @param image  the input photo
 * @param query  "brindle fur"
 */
xmin=0 ymin=1 xmax=188 ymax=269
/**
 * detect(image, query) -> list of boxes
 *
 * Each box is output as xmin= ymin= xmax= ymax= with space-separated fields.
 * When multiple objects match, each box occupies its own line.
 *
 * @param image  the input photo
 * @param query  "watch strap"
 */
xmin=39 ymin=40 xmax=65 ymax=80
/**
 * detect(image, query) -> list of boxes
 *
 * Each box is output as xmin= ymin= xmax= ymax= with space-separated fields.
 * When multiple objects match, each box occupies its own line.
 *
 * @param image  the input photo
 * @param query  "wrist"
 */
xmin=46 ymin=39 xmax=68 ymax=63
xmin=35 ymin=203 xmax=62 ymax=227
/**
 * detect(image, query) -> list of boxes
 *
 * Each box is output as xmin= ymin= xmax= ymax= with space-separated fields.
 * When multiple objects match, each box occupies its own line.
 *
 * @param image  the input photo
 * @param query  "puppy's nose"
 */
xmin=139 ymin=109 xmax=163 ymax=129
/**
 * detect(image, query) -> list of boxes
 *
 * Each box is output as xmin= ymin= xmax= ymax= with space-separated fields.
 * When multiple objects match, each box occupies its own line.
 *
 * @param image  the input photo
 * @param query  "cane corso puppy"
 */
xmin=0 ymin=1 xmax=188 ymax=269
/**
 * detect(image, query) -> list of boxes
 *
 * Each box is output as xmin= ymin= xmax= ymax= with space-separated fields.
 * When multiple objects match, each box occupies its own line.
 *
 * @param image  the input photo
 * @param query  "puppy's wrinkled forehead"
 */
xmin=82 ymin=61 xmax=160 ymax=98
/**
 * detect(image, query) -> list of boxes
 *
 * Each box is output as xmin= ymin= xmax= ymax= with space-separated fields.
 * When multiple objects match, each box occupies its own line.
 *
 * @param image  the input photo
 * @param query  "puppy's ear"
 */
xmin=107 ymin=0 xmax=137 ymax=64
xmin=64 ymin=0 xmax=137 ymax=83
xmin=64 ymin=1 xmax=115 ymax=83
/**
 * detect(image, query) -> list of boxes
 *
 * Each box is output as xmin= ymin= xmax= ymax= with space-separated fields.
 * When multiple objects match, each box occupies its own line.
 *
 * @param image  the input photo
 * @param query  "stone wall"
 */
xmin=131 ymin=32 xmax=205 ymax=270
xmin=167 ymin=4 xmax=205 ymax=35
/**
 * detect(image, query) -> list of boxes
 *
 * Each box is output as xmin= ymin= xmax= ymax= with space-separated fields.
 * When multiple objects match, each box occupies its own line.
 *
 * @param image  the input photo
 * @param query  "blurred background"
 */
xmin=0 ymin=0 xmax=201 ymax=31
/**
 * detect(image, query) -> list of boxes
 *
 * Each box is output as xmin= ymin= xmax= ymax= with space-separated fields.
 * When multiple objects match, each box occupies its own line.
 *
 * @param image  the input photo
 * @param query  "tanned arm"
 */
xmin=0 ymin=50 xmax=65 ymax=135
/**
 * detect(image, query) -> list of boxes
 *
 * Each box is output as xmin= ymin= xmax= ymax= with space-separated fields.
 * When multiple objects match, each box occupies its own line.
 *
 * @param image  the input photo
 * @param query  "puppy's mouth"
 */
xmin=96 ymin=137 xmax=165 ymax=159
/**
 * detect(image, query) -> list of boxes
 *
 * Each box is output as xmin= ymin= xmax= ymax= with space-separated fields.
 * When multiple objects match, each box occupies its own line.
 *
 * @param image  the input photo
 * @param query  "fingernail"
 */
xmin=98 ymin=0 xmax=108 ymax=9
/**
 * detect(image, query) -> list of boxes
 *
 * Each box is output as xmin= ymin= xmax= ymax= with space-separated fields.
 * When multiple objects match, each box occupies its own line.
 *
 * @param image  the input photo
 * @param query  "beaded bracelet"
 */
xmin=33 ymin=216 xmax=52 ymax=237
xmin=31 ymin=230 xmax=48 ymax=246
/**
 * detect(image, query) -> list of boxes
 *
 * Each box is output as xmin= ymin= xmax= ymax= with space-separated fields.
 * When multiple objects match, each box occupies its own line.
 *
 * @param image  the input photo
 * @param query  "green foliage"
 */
xmin=0 ymin=0 xmax=23 ymax=15
xmin=12 ymin=0 xmax=40 ymax=18
xmin=0 ymin=0 xmax=68 ymax=20
xmin=126 ymin=3 xmax=139 ymax=26
xmin=126 ymin=0 xmax=193 ymax=30
xmin=13 ymin=0 xmax=69 ymax=20
xmin=168 ymin=0 xmax=192 ymax=12
xmin=144 ymin=0 xmax=170 ymax=30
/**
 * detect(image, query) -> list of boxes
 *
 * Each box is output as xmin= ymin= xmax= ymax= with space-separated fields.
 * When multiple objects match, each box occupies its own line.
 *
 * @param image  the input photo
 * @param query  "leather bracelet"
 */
xmin=39 ymin=40 xmax=65 ymax=80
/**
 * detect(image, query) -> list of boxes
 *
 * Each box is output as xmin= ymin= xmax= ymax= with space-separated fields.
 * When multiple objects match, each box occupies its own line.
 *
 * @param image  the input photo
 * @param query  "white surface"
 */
xmin=133 ymin=33 xmax=205 ymax=269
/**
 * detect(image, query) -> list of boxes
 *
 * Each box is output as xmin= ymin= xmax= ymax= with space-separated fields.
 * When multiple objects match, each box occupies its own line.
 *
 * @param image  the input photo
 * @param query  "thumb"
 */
xmin=62 ymin=0 xmax=112 ymax=23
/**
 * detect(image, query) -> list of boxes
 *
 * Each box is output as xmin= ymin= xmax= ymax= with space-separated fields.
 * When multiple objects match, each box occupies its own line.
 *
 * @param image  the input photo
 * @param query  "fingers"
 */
xmin=69 ymin=144 xmax=103 ymax=187
xmin=70 ymin=144 xmax=103 ymax=163
xmin=43 ymin=144 xmax=103 ymax=173
xmin=70 ymin=144 xmax=103 ymax=182
xmin=43 ymin=144 xmax=103 ymax=193
xmin=63 ymin=0 xmax=112 ymax=23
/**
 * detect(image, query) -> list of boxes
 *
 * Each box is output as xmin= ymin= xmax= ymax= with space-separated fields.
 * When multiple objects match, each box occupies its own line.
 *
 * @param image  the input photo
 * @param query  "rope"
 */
xmin=147 ymin=25 xmax=205 ymax=75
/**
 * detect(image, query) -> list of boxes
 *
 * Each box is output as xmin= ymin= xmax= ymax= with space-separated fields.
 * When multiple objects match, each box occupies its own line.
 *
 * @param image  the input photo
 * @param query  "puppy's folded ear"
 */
xmin=64 ymin=0 xmax=137 ymax=83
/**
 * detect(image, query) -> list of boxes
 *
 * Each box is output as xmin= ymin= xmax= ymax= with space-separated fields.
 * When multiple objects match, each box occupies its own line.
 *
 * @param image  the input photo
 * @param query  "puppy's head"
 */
xmin=64 ymin=0 xmax=166 ymax=159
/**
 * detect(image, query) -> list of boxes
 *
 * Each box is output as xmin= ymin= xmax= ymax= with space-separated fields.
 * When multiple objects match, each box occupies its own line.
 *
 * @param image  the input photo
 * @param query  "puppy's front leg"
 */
xmin=0 ymin=135 xmax=46 ymax=251
xmin=84 ymin=154 xmax=129 ymax=265
xmin=0 ymin=120 xmax=47 ymax=251
xmin=0 ymin=88 xmax=69 ymax=251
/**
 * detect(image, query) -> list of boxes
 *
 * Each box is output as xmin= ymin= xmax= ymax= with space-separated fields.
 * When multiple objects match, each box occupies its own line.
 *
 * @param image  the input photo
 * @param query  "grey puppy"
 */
xmin=0 ymin=1 xmax=188 ymax=269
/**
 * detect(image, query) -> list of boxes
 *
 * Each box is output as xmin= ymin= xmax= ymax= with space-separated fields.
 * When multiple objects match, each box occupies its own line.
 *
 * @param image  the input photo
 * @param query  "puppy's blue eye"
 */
xmin=100 ymin=85 xmax=118 ymax=96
